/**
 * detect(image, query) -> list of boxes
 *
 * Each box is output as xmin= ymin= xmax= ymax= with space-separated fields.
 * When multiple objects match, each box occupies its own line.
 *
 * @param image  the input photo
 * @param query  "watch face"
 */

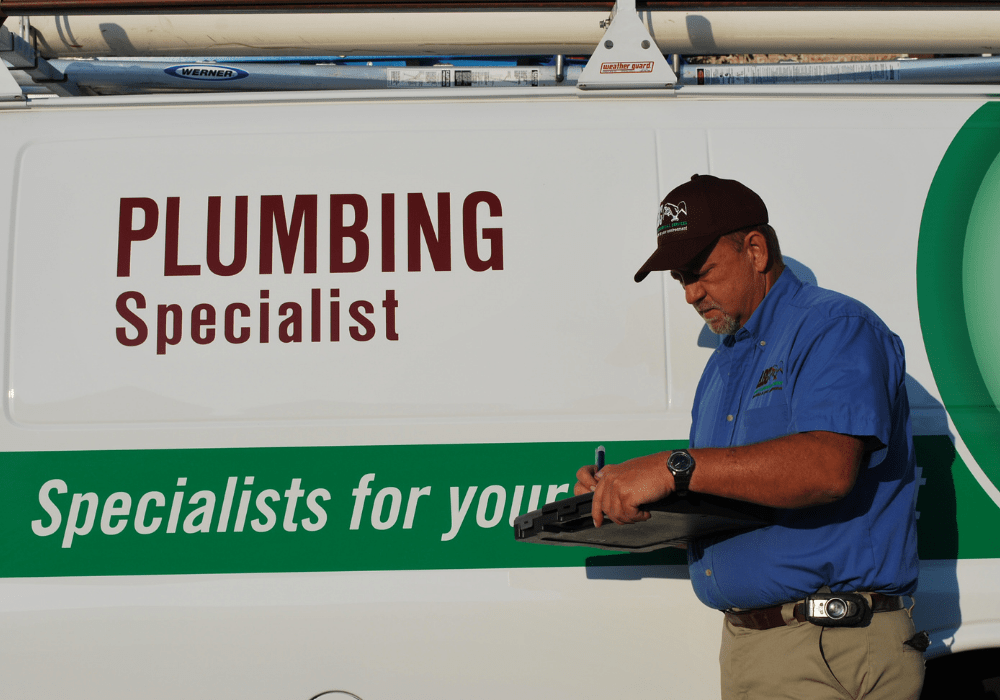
xmin=668 ymin=450 xmax=694 ymax=474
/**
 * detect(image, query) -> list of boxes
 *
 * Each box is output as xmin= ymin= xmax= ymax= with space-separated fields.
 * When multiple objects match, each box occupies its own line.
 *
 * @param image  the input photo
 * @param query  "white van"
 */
xmin=2 ymin=27 xmax=999 ymax=700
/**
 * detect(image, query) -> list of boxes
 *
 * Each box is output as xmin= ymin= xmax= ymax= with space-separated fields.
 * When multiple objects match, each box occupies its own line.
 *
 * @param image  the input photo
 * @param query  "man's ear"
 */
xmin=744 ymin=229 xmax=770 ymax=273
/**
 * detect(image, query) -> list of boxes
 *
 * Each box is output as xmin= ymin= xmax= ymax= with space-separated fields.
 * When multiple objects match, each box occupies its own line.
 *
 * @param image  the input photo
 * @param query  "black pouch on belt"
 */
xmin=803 ymin=587 xmax=873 ymax=627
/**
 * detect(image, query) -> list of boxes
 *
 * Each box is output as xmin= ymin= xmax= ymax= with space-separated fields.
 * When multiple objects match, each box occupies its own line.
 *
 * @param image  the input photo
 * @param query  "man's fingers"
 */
xmin=598 ymin=482 xmax=628 ymax=525
xmin=604 ymin=489 xmax=624 ymax=525
xmin=576 ymin=465 xmax=598 ymax=492
xmin=580 ymin=456 xmax=667 ymax=526
xmin=591 ymin=498 xmax=605 ymax=527
xmin=604 ymin=490 xmax=652 ymax=525
xmin=591 ymin=479 xmax=607 ymax=527
xmin=588 ymin=465 xmax=654 ymax=526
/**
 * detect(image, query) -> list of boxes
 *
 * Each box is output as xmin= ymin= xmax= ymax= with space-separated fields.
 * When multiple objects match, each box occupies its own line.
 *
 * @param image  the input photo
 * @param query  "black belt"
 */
xmin=725 ymin=593 xmax=904 ymax=630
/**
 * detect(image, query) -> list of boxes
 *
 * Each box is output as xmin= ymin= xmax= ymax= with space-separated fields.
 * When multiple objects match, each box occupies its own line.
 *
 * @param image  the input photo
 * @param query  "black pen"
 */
xmin=595 ymin=445 xmax=605 ymax=472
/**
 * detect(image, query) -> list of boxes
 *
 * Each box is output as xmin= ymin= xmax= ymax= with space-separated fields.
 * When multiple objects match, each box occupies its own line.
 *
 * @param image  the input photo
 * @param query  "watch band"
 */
xmin=667 ymin=449 xmax=695 ymax=495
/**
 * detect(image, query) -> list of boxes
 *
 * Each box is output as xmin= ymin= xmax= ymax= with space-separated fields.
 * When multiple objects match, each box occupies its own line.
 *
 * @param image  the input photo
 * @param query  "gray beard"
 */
xmin=703 ymin=312 xmax=740 ymax=336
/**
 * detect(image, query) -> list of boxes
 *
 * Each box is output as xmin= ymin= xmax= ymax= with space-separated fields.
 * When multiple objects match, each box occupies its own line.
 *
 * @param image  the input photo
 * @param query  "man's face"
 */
xmin=669 ymin=234 xmax=766 ymax=335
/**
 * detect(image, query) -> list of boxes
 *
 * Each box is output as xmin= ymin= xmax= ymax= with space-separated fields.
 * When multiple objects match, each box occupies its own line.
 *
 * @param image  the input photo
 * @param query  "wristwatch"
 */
xmin=667 ymin=450 xmax=696 ymax=496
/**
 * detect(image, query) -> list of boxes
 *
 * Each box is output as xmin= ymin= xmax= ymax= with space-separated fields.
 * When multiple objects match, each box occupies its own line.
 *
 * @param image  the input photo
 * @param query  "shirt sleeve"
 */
xmin=786 ymin=314 xmax=905 ymax=468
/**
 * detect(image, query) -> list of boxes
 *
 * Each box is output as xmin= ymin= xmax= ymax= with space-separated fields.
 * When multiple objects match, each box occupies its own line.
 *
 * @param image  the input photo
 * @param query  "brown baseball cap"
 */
xmin=634 ymin=174 xmax=768 ymax=282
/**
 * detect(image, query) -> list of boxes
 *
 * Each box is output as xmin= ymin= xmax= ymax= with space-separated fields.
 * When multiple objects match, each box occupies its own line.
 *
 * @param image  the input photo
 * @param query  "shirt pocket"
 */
xmin=740 ymin=402 xmax=791 ymax=442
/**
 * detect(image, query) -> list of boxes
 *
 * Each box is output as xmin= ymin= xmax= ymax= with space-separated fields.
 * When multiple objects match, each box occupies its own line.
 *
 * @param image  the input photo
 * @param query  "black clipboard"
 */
xmin=513 ymin=491 xmax=773 ymax=552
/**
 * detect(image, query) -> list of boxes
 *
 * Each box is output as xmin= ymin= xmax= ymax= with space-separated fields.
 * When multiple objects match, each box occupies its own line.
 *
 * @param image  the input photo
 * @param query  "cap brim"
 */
xmin=634 ymin=235 xmax=718 ymax=283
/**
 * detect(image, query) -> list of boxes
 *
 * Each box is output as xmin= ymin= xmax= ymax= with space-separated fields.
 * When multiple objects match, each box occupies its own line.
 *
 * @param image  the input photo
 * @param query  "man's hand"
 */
xmin=574 ymin=454 xmax=674 ymax=527
xmin=573 ymin=465 xmax=599 ymax=496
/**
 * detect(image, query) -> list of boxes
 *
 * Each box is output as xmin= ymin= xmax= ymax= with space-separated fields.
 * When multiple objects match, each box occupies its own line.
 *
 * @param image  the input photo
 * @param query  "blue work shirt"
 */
xmin=687 ymin=268 xmax=920 ymax=611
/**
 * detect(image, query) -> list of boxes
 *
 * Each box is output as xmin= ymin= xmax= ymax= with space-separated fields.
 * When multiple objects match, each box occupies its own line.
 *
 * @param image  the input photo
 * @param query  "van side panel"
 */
xmin=0 ymin=92 xmax=997 ymax=699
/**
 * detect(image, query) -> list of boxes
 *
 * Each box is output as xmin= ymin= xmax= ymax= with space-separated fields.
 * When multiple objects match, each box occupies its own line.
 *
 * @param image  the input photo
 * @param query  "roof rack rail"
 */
xmin=5 ymin=5 xmax=1000 ymax=98
xmin=6 ymin=6 xmax=1000 ymax=58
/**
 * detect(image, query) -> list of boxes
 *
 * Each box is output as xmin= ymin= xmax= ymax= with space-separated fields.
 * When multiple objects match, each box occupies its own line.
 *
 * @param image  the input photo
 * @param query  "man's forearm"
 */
xmin=581 ymin=431 xmax=866 ymax=526
xmin=688 ymin=431 xmax=865 ymax=509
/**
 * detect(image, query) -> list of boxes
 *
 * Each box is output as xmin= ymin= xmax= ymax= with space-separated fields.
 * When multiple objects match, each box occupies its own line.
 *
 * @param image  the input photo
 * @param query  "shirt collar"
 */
xmin=731 ymin=267 xmax=802 ymax=344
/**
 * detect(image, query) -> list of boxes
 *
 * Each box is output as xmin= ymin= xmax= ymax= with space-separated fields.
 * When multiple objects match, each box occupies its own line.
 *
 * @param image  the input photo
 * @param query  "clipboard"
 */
xmin=513 ymin=491 xmax=773 ymax=553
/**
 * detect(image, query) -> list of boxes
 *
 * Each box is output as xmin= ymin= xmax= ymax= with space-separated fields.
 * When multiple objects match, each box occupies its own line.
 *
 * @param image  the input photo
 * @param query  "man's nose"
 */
xmin=684 ymin=280 xmax=705 ymax=306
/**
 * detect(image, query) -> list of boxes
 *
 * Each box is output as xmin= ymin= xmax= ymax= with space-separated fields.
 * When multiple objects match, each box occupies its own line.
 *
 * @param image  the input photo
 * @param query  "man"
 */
xmin=575 ymin=174 xmax=924 ymax=699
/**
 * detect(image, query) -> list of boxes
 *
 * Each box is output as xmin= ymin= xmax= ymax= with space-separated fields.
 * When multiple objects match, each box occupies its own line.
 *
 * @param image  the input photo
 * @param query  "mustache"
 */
xmin=697 ymin=302 xmax=723 ymax=315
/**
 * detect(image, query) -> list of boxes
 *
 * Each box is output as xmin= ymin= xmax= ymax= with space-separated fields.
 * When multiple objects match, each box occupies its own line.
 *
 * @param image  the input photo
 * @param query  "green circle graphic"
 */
xmin=918 ymin=102 xmax=1000 ymax=489
xmin=965 ymin=158 xmax=1000 ymax=411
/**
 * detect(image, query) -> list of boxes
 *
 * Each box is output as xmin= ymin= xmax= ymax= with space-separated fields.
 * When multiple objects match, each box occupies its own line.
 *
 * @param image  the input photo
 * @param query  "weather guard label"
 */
xmin=600 ymin=62 xmax=654 ymax=74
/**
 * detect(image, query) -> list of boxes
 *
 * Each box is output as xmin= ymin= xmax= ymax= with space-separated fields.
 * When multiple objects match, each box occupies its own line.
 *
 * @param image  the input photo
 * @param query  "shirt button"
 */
xmin=727 ymin=415 xmax=734 ymax=422
xmin=760 ymin=340 xmax=766 ymax=346
xmin=706 ymin=569 xmax=713 ymax=576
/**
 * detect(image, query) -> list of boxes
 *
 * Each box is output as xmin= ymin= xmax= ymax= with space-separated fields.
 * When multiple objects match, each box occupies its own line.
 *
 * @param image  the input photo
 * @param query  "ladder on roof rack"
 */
xmin=6 ymin=3 xmax=1000 ymax=98
xmin=9 ymin=51 xmax=1000 ymax=98
xmin=2 ymin=0 xmax=677 ymax=97
xmin=37 ymin=58 xmax=589 ymax=93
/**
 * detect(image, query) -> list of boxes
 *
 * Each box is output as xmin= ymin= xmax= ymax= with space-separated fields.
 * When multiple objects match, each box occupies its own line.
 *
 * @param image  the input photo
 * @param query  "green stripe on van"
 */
xmin=0 ymin=436 xmax=986 ymax=578
xmin=0 ymin=440 xmax=686 ymax=578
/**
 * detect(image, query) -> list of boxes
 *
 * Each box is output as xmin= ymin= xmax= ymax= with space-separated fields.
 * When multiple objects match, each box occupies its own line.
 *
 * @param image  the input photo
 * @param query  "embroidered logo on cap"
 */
xmin=657 ymin=201 xmax=688 ymax=236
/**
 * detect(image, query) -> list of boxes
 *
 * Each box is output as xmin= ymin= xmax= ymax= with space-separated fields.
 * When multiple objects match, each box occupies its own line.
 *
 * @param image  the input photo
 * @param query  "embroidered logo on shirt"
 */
xmin=753 ymin=362 xmax=784 ymax=398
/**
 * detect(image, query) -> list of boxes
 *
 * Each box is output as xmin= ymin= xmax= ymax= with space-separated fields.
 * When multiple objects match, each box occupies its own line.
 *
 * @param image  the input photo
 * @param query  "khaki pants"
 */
xmin=720 ymin=608 xmax=925 ymax=700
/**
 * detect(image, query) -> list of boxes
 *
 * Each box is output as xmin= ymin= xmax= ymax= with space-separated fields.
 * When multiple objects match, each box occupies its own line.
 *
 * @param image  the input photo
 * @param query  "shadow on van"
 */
xmin=584 ymin=548 xmax=689 ymax=580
